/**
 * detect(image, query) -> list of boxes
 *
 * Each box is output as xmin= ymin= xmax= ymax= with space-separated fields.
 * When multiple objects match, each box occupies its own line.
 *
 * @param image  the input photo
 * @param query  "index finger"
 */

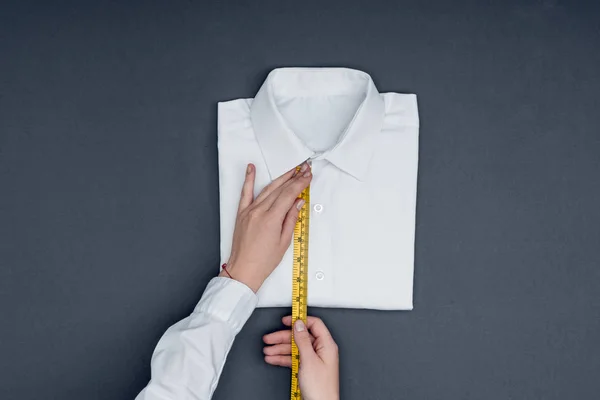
xmin=254 ymin=163 xmax=308 ymax=205
xmin=265 ymin=169 xmax=311 ymax=215
xmin=263 ymin=330 xmax=291 ymax=345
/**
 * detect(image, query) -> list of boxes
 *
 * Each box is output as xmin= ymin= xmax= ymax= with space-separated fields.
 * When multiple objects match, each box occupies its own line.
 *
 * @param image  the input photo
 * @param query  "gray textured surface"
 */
xmin=1 ymin=1 xmax=600 ymax=399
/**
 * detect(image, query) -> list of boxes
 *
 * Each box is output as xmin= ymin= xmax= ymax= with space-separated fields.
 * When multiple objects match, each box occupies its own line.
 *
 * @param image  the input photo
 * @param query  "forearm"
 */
xmin=136 ymin=277 xmax=257 ymax=400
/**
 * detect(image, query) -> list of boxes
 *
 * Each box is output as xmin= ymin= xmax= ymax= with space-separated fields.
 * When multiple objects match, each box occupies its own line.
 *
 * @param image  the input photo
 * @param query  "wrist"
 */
xmin=221 ymin=262 xmax=264 ymax=293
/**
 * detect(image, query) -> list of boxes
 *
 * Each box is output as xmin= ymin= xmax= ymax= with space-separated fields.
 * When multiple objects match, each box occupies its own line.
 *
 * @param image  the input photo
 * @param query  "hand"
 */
xmin=263 ymin=316 xmax=340 ymax=400
xmin=220 ymin=162 xmax=312 ymax=292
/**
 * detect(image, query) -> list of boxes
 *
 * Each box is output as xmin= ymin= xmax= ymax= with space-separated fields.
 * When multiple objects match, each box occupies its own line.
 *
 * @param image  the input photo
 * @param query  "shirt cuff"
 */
xmin=194 ymin=277 xmax=258 ymax=335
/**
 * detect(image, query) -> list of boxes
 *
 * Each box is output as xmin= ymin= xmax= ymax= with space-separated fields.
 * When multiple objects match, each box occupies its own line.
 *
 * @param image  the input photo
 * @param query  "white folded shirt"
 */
xmin=217 ymin=67 xmax=419 ymax=310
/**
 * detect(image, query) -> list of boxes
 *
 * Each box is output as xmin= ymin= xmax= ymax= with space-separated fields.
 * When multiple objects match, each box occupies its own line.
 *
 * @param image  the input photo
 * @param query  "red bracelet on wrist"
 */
xmin=221 ymin=263 xmax=233 ymax=279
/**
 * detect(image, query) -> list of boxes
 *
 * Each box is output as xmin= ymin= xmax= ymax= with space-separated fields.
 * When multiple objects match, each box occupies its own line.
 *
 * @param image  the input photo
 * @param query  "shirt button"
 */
xmin=315 ymin=271 xmax=325 ymax=281
xmin=313 ymin=204 xmax=323 ymax=213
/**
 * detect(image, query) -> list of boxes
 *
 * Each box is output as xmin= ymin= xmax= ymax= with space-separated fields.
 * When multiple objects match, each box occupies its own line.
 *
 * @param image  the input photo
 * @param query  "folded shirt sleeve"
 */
xmin=135 ymin=277 xmax=258 ymax=400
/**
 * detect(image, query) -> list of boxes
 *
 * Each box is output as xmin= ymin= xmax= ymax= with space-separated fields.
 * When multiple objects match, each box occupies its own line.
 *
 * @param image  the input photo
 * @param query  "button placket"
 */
xmin=306 ymin=160 xmax=334 ymax=304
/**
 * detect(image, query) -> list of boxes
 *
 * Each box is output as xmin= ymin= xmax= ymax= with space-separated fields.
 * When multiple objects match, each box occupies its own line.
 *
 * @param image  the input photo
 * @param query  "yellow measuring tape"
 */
xmin=290 ymin=180 xmax=310 ymax=400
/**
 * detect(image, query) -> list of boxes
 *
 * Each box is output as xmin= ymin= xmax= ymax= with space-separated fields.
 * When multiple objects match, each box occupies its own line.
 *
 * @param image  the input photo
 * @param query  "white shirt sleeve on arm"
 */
xmin=135 ymin=277 xmax=258 ymax=400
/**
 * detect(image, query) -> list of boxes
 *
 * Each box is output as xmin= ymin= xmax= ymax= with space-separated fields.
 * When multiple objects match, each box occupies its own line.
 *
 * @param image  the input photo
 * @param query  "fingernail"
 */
xmin=300 ymin=163 xmax=308 ymax=173
xmin=247 ymin=164 xmax=252 ymax=175
xmin=296 ymin=199 xmax=305 ymax=210
xmin=295 ymin=320 xmax=305 ymax=332
xmin=303 ymin=169 xmax=311 ymax=178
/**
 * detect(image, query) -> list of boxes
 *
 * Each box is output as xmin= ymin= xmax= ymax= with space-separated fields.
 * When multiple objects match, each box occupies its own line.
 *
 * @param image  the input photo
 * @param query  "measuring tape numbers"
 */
xmin=290 ymin=182 xmax=310 ymax=400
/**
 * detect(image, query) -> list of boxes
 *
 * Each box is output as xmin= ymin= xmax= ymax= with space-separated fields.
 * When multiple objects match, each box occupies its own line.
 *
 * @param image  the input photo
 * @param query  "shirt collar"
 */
xmin=250 ymin=68 xmax=385 ymax=181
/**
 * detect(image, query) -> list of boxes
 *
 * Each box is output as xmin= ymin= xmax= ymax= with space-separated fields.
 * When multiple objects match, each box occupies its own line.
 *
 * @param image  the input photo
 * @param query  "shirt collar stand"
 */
xmin=250 ymin=68 xmax=384 ymax=181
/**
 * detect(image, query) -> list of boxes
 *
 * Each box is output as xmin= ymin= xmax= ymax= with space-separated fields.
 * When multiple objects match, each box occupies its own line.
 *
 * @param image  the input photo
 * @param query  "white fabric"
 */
xmin=218 ymin=67 xmax=419 ymax=310
xmin=136 ymin=277 xmax=257 ymax=400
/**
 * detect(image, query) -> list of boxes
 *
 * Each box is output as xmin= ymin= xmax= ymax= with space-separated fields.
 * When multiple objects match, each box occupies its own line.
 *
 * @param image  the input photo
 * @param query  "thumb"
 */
xmin=294 ymin=319 xmax=316 ymax=363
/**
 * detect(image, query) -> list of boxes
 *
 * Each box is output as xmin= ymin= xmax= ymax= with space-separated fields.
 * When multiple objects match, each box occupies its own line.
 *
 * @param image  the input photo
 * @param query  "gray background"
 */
xmin=1 ymin=0 xmax=599 ymax=399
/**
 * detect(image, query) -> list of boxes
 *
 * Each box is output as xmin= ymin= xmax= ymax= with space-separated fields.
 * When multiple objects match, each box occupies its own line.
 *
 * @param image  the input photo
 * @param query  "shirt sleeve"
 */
xmin=135 ymin=277 xmax=258 ymax=400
